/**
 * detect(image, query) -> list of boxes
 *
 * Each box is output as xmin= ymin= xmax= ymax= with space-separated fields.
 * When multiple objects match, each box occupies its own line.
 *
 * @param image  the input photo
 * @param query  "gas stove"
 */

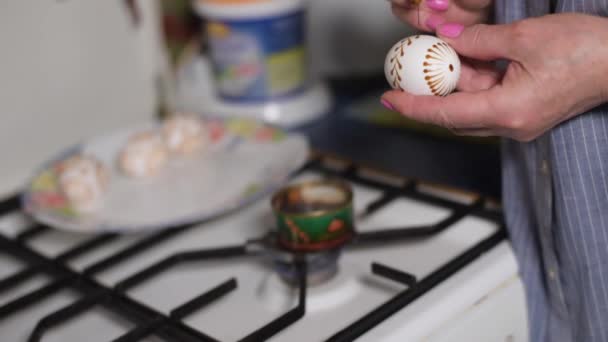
xmin=0 ymin=154 xmax=527 ymax=341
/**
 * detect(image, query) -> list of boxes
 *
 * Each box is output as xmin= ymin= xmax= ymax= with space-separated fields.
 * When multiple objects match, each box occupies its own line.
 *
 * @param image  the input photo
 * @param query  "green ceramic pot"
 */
xmin=271 ymin=180 xmax=354 ymax=252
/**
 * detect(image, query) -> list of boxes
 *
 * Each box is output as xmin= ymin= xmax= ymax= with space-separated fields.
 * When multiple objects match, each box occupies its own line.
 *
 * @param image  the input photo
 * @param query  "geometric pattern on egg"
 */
xmin=385 ymin=35 xmax=461 ymax=96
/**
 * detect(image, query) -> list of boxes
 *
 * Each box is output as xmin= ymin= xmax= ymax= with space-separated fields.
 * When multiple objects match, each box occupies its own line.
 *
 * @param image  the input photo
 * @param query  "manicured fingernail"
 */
xmin=425 ymin=14 xmax=445 ymax=30
xmin=381 ymin=98 xmax=395 ymax=111
xmin=438 ymin=23 xmax=464 ymax=38
xmin=426 ymin=0 xmax=449 ymax=11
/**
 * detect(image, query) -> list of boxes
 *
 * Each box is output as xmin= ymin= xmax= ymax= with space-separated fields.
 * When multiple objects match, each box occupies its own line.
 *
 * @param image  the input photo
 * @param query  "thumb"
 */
xmin=437 ymin=23 xmax=519 ymax=61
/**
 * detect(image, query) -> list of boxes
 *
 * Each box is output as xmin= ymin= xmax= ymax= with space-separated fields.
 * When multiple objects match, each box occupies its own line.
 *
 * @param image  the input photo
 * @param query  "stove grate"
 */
xmin=327 ymin=228 xmax=505 ymax=341
xmin=0 ymin=155 xmax=505 ymax=342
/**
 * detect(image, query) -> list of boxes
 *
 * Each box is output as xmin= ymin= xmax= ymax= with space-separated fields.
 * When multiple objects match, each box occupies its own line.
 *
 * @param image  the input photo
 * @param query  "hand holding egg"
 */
xmin=385 ymin=35 xmax=461 ymax=96
xmin=381 ymin=15 xmax=608 ymax=142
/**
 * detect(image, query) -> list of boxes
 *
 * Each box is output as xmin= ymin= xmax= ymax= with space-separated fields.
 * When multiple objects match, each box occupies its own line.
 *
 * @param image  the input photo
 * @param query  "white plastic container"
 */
xmin=181 ymin=0 xmax=331 ymax=127
xmin=194 ymin=0 xmax=308 ymax=103
xmin=196 ymin=0 xmax=304 ymax=20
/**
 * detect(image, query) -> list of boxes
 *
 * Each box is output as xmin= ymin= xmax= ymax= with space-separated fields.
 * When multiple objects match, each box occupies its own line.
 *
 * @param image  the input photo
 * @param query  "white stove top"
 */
xmin=0 ymin=160 xmax=528 ymax=342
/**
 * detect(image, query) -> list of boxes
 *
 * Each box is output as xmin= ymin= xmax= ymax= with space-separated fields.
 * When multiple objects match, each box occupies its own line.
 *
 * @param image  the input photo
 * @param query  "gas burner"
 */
xmin=259 ymin=260 xmax=362 ymax=314
xmin=270 ymin=248 xmax=341 ymax=286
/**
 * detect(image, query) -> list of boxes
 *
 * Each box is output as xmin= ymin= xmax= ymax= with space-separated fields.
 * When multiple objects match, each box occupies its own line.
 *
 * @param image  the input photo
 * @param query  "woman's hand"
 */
xmin=381 ymin=13 xmax=608 ymax=142
xmin=390 ymin=0 xmax=498 ymax=93
xmin=389 ymin=0 xmax=493 ymax=32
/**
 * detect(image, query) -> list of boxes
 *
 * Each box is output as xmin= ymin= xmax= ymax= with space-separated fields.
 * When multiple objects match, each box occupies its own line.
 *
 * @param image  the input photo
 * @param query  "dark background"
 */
xmin=300 ymin=76 xmax=502 ymax=199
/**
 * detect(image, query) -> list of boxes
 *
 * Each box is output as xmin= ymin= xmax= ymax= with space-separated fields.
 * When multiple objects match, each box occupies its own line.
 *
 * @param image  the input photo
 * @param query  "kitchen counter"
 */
xmin=300 ymin=76 xmax=502 ymax=199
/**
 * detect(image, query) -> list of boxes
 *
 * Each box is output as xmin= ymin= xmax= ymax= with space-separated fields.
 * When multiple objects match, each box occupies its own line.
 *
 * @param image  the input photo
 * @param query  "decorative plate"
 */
xmin=22 ymin=117 xmax=309 ymax=233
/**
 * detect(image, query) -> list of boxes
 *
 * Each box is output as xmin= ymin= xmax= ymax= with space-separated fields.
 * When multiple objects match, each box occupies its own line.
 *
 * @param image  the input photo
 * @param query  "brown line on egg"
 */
xmin=424 ymin=66 xmax=451 ymax=96
xmin=435 ymin=44 xmax=449 ymax=59
xmin=425 ymin=55 xmax=443 ymax=61
xmin=427 ymin=77 xmax=445 ymax=88
xmin=428 ymin=46 xmax=447 ymax=61
xmin=389 ymin=49 xmax=404 ymax=88
xmin=434 ymin=78 xmax=449 ymax=96
xmin=391 ymin=65 xmax=401 ymax=81
xmin=437 ymin=75 xmax=452 ymax=96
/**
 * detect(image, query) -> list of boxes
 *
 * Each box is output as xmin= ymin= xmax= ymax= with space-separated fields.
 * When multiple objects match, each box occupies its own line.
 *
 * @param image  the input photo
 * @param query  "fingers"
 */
xmin=456 ymin=59 xmax=502 ymax=92
xmin=450 ymin=128 xmax=494 ymax=137
xmin=391 ymin=2 xmax=439 ymax=32
xmin=426 ymin=0 xmax=450 ymax=11
xmin=390 ymin=0 xmax=453 ymax=32
xmin=437 ymin=23 xmax=519 ymax=61
xmin=457 ymin=0 xmax=493 ymax=11
xmin=381 ymin=90 xmax=495 ymax=129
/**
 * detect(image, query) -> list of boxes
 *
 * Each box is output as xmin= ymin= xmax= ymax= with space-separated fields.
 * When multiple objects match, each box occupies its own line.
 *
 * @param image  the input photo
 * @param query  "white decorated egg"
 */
xmin=119 ymin=131 xmax=169 ymax=178
xmin=58 ymin=155 xmax=109 ymax=213
xmin=384 ymin=35 xmax=461 ymax=96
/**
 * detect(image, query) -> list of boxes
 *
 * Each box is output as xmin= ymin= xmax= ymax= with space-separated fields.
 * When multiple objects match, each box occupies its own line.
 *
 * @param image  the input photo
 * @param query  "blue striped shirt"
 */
xmin=498 ymin=1 xmax=608 ymax=341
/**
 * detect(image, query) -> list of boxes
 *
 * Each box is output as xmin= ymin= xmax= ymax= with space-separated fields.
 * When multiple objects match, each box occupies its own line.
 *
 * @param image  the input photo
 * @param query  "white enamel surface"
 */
xmin=384 ymin=35 xmax=461 ymax=96
xmin=175 ymin=55 xmax=332 ymax=128
xmin=0 ymin=0 xmax=167 ymax=198
xmin=364 ymin=242 xmax=528 ymax=342
xmin=0 ymin=170 xmax=527 ymax=341
xmin=23 ymin=120 xmax=309 ymax=233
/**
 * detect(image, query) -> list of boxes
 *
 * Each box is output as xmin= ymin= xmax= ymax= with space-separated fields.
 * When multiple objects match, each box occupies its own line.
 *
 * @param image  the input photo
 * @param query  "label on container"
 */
xmin=206 ymin=10 xmax=306 ymax=103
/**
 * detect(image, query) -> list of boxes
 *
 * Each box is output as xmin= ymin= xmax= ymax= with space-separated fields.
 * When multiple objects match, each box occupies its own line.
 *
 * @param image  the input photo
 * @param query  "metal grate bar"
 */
xmin=111 ymin=279 xmax=237 ymax=342
xmin=109 ymin=317 xmax=166 ymax=342
xmin=55 ymin=233 xmax=119 ymax=262
xmin=406 ymin=188 xmax=477 ymax=210
xmin=0 ymin=266 xmax=41 ymax=294
xmin=359 ymin=192 xmax=399 ymax=219
xmin=0 ymin=276 xmax=73 ymax=317
xmin=28 ymin=291 xmax=108 ymax=342
xmin=115 ymin=245 xmax=247 ymax=292
xmin=354 ymin=197 xmax=485 ymax=245
xmin=170 ymin=278 xmax=238 ymax=319
xmin=371 ymin=263 xmax=417 ymax=287
xmin=83 ymin=222 xmax=200 ymax=276
xmin=0 ymin=234 xmax=217 ymax=342
xmin=110 ymin=292 xmax=219 ymax=342
xmin=16 ymin=225 xmax=49 ymax=243
xmin=325 ymin=227 xmax=507 ymax=342
xmin=238 ymin=260 xmax=307 ymax=342
xmin=0 ymin=195 xmax=19 ymax=216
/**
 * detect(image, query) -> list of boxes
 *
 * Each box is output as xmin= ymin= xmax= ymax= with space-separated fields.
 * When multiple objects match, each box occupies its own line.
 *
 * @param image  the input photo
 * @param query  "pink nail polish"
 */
xmin=381 ymin=99 xmax=395 ymax=111
xmin=438 ymin=23 xmax=464 ymax=38
xmin=426 ymin=0 xmax=449 ymax=11
xmin=425 ymin=14 xmax=445 ymax=30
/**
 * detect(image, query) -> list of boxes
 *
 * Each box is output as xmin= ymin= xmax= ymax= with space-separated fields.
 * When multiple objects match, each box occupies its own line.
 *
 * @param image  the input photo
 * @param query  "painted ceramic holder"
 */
xmin=271 ymin=180 xmax=354 ymax=252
